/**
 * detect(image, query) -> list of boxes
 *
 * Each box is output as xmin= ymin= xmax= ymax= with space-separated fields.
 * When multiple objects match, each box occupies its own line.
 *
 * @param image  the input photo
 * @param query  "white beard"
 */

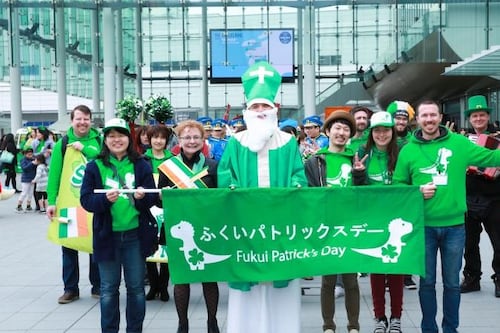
xmin=243 ymin=108 xmax=278 ymax=152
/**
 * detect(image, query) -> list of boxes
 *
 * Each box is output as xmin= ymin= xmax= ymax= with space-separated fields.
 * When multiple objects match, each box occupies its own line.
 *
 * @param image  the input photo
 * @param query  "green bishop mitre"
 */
xmin=242 ymin=61 xmax=282 ymax=107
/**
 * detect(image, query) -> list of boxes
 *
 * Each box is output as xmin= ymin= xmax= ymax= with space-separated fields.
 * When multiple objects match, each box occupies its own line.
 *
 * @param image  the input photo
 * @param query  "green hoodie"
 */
xmin=347 ymin=130 xmax=369 ymax=154
xmin=47 ymin=127 xmax=102 ymax=205
xmin=393 ymin=126 xmax=500 ymax=227
xmin=95 ymin=157 xmax=139 ymax=231
xmin=358 ymin=146 xmax=392 ymax=185
xmin=316 ymin=146 xmax=355 ymax=187
xmin=143 ymin=148 xmax=173 ymax=174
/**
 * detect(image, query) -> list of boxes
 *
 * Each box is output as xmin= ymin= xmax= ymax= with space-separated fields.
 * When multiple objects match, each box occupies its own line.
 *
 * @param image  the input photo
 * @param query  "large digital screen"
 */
xmin=210 ymin=28 xmax=295 ymax=83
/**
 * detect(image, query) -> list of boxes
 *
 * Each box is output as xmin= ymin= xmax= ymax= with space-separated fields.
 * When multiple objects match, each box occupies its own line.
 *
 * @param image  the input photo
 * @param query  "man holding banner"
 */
xmin=217 ymin=61 xmax=307 ymax=333
xmin=304 ymin=110 xmax=362 ymax=333
xmin=47 ymin=105 xmax=101 ymax=304
xmin=393 ymin=99 xmax=500 ymax=333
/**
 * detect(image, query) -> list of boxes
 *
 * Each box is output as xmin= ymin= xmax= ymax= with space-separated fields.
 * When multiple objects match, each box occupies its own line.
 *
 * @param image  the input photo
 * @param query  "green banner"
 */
xmin=162 ymin=186 xmax=425 ymax=284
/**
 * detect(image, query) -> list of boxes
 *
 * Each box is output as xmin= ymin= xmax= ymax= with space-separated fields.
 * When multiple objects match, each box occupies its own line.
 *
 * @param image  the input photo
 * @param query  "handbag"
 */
xmin=0 ymin=150 xmax=14 ymax=163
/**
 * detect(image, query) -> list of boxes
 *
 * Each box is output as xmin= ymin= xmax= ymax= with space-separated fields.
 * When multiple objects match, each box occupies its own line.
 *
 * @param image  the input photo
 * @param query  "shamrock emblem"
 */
xmin=381 ymin=244 xmax=398 ymax=259
xmin=188 ymin=248 xmax=205 ymax=266
xmin=436 ymin=163 xmax=445 ymax=174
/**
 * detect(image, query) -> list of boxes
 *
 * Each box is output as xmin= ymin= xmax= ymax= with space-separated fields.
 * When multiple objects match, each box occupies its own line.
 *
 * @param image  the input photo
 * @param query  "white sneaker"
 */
xmin=334 ymin=286 xmax=344 ymax=298
xmin=324 ymin=329 xmax=335 ymax=333
xmin=374 ymin=317 xmax=388 ymax=333
xmin=349 ymin=329 xmax=359 ymax=333
xmin=389 ymin=317 xmax=402 ymax=333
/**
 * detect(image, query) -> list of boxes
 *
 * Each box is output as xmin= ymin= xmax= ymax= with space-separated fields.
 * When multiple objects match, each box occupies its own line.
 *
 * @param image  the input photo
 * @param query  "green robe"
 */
xmin=218 ymin=130 xmax=307 ymax=189
xmin=217 ymin=129 xmax=307 ymax=290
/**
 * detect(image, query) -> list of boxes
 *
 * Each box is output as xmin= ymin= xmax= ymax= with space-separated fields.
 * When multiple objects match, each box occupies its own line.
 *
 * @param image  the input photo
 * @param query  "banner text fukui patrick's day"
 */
xmin=162 ymin=186 xmax=425 ymax=284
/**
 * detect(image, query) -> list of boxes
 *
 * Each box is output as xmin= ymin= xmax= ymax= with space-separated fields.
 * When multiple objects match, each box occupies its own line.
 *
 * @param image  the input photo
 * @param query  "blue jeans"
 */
xmin=98 ymin=229 xmax=145 ymax=333
xmin=419 ymin=225 xmax=465 ymax=333
xmin=62 ymin=246 xmax=100 ymax=293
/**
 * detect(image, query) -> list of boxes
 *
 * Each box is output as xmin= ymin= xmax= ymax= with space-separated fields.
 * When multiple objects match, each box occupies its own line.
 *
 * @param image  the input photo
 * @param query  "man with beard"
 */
xmin=218 ymin=61 xmax=307 ymax=333
xmin=387 ymin=100 xmax=415 ymax=147
xmin=348 ymin=106 xmax=372 ymax=153
xmin=460 ymin=95 xmax=500 ymax=297
xmin=393 ymin=99 xmax=500 ymax=333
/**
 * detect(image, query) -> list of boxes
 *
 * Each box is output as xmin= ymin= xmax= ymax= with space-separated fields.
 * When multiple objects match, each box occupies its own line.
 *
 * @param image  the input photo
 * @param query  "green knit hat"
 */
xmin=464 ymin=95 xmax=491 ymax=117
xmin=242 ymin=61 xmax=281 ymax=108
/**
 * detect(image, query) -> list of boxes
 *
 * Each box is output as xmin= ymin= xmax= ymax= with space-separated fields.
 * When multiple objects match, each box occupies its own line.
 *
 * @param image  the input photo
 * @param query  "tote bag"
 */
xmin=0 ymin=150 xmax=14 ymax=163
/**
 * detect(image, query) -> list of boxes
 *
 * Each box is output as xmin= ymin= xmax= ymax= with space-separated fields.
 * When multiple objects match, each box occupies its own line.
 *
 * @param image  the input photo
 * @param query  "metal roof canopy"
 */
xmin=444 ymin=45 xmax=500 ymax=80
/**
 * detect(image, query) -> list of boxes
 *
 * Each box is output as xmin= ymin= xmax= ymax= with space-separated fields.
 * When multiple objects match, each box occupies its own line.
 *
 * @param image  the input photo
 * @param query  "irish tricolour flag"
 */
xmin=58 ymin=207 xmax=90 ymax=238
xmin=158 ymin=157 xmax=208 ymax=189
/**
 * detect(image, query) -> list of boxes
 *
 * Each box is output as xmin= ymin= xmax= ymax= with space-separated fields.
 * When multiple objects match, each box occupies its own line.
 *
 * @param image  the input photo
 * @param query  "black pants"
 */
xmin=463 ymin=199 xmax=500 ymax=278
xmin=4 ymin=164 xmax=17 ymax=190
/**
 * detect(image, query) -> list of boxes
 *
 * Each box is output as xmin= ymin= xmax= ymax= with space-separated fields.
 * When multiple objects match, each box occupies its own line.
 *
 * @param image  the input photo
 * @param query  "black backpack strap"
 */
xmin=60 ymin=135 xmax=101 ymax=158
xmin=60 ymin=135 xmax=69 ymax=158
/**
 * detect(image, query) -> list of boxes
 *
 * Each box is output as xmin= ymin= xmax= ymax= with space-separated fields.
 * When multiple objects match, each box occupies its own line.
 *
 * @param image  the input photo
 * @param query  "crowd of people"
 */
xmin=1 ymin=61 xmax=500 ymax=333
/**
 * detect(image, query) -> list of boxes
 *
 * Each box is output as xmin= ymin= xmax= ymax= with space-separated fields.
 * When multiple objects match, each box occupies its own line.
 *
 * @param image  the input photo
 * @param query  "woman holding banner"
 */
xmin=80 ymin=118 xmax=158 ymax=333
xmin=157 ymin=119 xmax=220 ymax=333
xmin=143 ymin=124 xmax=174 ymax=302
xmin=355 ymin=111 xmax=404 ymax=333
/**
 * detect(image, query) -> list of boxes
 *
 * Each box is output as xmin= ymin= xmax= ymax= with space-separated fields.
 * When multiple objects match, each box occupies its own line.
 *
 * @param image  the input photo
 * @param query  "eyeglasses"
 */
xmin=179 ymin=135 xmax=203 ymax=141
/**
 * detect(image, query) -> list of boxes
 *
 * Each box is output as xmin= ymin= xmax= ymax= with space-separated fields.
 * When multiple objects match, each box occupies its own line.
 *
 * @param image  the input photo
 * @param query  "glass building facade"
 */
xmin=0 ymin=1 xmax=499 ymax=132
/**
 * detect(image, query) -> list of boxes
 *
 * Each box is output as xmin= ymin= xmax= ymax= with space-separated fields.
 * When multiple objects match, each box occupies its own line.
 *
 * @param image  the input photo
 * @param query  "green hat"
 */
xmin=103 ymin=118 xmax=130 ymax=134
xmin=370 ymin=111 xmax=394 ymax=128
xmin=464 ymin=95 xmax=491 ymax=117
xmin=242 ymin=61 xmax=281 ymax=108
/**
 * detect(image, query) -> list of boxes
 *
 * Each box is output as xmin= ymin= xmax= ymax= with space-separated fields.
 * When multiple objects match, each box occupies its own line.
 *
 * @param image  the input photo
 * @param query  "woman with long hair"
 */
xmin=1 ymin=133 xmax=20 ymax=192
xmin=80 ymin=118 xmax=158 ymax=333
xmin=355 ymin=111 xmax=403 ymax=333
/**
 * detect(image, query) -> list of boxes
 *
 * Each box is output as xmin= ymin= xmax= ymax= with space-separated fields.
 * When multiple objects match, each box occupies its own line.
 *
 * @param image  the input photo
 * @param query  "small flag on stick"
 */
xmin=59 ymin=207 xmax=90 ymax=238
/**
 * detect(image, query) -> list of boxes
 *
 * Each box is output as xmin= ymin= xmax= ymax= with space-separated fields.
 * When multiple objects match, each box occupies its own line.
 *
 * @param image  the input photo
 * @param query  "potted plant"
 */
xmin=144 ymin=95 xmax=173 ymax=124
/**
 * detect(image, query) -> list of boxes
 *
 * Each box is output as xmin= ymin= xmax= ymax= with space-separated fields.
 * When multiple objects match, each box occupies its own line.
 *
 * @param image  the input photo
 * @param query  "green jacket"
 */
xmin=393 ymin=126 xmax=500 ymax=227
xmin=47 ymin=127 xmax=101 ymax=205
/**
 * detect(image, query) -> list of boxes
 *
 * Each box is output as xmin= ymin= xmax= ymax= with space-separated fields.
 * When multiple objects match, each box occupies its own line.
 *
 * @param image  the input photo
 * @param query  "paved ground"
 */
xmin=0 ymin=183 xmax=499 ymax=332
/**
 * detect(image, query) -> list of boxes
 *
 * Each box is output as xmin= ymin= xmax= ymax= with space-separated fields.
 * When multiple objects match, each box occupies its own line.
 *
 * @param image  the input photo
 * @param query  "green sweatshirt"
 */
xmin=95 ymin=157 xmax=139 ymax=231
xmin=359 ymin=147 xmax=392 ymax=185
xmin=397 ymin=131 xmax=412 ymax=148
xmin=47 ymin=127 xmax=102 ymax=205
xmin=316 ymin=146 xmax=355 ymax=187
xmin=347 ymin=130 xmax=369 ymax=154
xmin=393 ymin=126 xmax=500 ymax=227
xmin=143 ymin=148 xmax=173 ymax=174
